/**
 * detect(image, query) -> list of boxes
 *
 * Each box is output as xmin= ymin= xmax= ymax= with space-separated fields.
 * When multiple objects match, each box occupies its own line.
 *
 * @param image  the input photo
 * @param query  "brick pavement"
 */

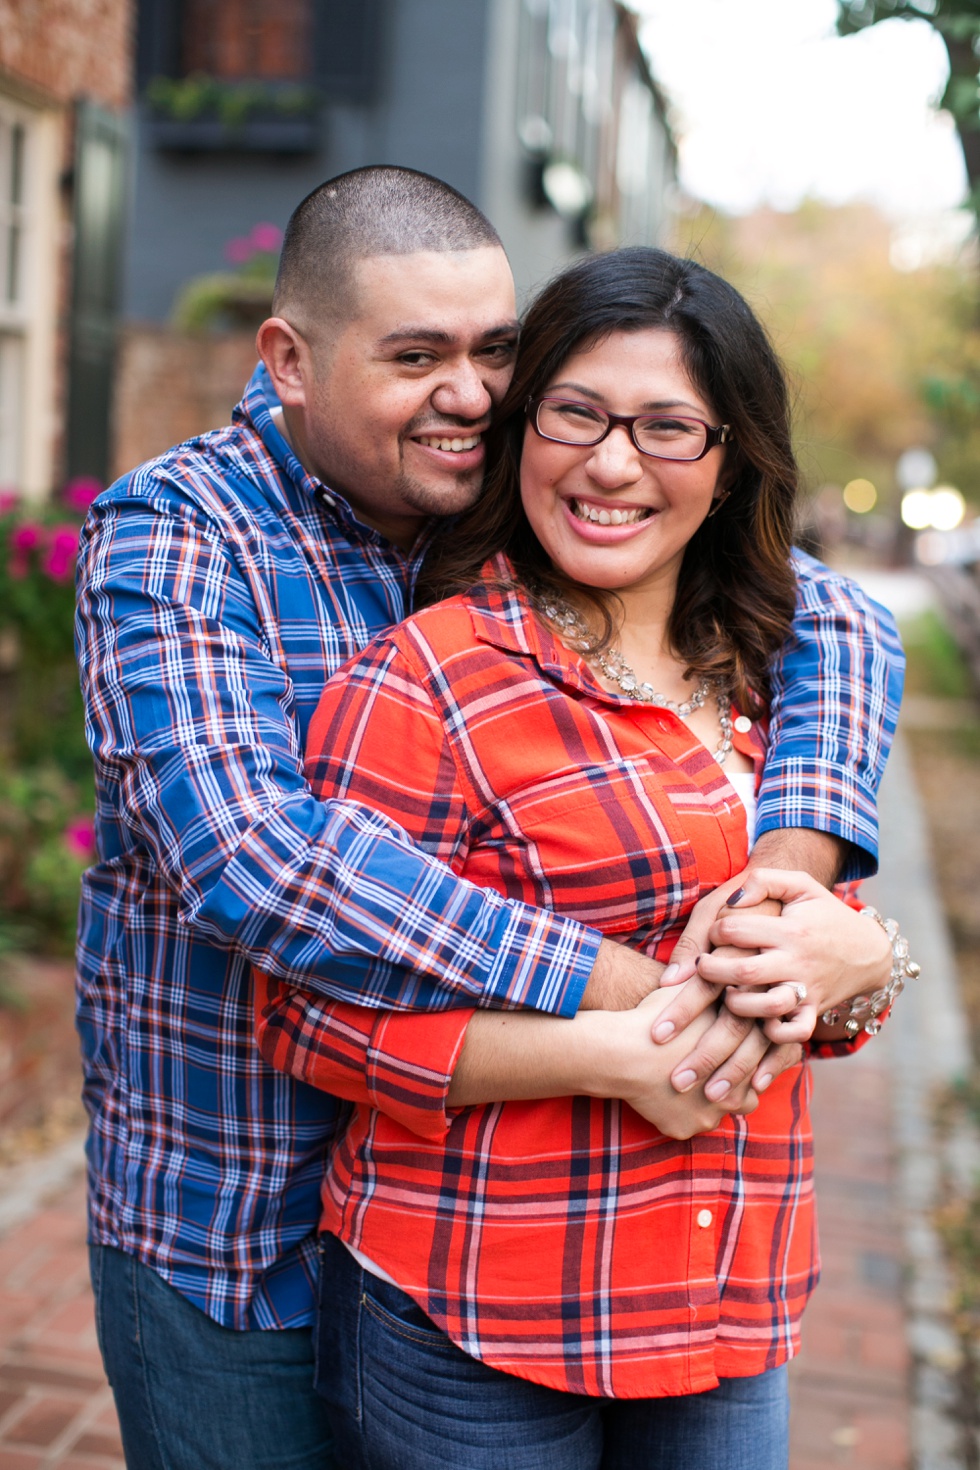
xmin=790 ymin=1034 xmax=911 ymax=1470
xmin=0 ymin=1171 xmax=123 ymax=1469
xmin=0 ymin=1030 xmax=912 ymax=1470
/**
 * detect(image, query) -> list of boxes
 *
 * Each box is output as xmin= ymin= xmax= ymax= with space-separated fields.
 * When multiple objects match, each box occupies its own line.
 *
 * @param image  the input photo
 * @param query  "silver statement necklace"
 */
xmin=535 ymin=596 xmax=734 ymax=765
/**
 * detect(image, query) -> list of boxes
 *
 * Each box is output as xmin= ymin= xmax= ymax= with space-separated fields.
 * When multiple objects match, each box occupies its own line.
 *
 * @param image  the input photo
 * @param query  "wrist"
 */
xmin=819 ymin=907 xmax=920 ymax=1039
xmin=581 ymin=939 xmax=665 ymax=1011
xmin=749 ymin=827 xmax=844 ymax=888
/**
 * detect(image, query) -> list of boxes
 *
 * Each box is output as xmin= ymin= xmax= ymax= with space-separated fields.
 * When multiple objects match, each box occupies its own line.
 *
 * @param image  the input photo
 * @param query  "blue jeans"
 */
xmin=90 ymin=1244 xmax=336 ymax=1469
xmin=315 ymin=1233 xmax=789 ymax=1470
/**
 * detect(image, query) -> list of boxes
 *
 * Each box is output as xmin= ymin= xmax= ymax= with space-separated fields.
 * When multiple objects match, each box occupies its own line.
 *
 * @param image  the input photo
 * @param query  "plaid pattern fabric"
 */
xmin=75 ymin=354 xmax=902 ymax=1333
xmin=255 ymin=571 xmax=883 ymax=1396
xmin=73 ymin=368 xmax=598 ymax=1329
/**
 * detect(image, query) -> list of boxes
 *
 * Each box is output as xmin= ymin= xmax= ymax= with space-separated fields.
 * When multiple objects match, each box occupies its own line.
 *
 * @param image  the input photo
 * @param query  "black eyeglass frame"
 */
xmin=526 ymin=396 xmax=732 ymax=463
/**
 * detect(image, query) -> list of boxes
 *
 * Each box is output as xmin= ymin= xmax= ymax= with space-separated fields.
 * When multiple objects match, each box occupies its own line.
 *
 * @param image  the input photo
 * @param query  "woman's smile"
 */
xmin=562 ymin=495 xmax=658 ymax=542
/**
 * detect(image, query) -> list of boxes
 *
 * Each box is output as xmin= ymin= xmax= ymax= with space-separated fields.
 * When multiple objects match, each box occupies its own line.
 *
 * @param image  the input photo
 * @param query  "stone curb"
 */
xmin=874 ymin=733 xmax=976 ymax=1470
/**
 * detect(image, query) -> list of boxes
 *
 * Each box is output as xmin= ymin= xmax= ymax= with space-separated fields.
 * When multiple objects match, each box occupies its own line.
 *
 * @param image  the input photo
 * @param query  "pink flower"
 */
xmin=9 ymin=522 xmax=41 ymax=556
xmin=249 ymin=222 xmax=282 ymax=253
xmin=63 ymin=477 xmax=102 ymax=512
xmin=224 ymin=235 xmax=253 ymax=265
xmin=0 ymin=488 xmax=18 ymax=515
xmin=63 ymin=816 xmax=95 ymax=859
xmin=42 ymin=524 xmax=80 ymax=581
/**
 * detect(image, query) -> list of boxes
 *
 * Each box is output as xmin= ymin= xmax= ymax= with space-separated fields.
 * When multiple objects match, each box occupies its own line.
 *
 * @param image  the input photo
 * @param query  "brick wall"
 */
xmin=113 ymin=326 xmax=260 ymax=479
xmin=0 ymin=0 xmax=132 ymax=111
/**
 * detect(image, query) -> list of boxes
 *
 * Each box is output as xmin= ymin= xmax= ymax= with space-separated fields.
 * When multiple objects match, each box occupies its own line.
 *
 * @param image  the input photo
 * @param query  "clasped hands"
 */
xmin=584 ymin=867 xmax=893 ymax=1139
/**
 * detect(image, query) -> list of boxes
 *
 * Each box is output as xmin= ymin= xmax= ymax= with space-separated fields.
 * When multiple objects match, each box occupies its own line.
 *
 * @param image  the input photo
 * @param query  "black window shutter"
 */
xmin=314 ymin=0 xmax=385 ymax=104
xmin=65 ymin=100 xmax=128 ymax=486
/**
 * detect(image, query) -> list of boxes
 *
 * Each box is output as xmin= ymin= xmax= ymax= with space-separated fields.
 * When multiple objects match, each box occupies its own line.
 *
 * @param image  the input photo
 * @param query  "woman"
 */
xmin=256 ymin=248 xmax=908 ymax=1468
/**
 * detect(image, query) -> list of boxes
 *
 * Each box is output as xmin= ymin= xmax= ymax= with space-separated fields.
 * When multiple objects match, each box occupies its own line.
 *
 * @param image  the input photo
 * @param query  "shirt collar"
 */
xmin=467 ymin=554 xmax=765 ymax=761
xmin=466 ymin=555 xmax=606 ymax=698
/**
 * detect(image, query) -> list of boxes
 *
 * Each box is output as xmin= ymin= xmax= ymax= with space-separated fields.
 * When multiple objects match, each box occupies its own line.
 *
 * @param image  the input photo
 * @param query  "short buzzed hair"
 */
xmin=272 ymin=166 xmax=503 ymax=332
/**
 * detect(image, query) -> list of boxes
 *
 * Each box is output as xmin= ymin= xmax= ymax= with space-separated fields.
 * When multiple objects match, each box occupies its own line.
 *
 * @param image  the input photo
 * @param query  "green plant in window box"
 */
xmin=146 ymin=75 xmax=319 ymax=128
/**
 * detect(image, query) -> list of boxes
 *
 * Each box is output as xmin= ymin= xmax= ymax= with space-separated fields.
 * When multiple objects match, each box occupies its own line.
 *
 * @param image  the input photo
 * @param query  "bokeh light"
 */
xmin=901 ymin=489 xmax=935 ymax=530
xmin=842 ymin=478 xmax=877 ymax=514
xmin=930 ymin=486 xmax=966 ymax=532
xmin=901 ymin=485 xmax=966 ymax=531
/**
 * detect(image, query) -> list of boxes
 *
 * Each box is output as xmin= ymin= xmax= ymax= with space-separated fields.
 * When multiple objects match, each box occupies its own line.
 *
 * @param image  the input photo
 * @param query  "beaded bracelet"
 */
xmin=819 ymin=905 xmax=921 ymax=1038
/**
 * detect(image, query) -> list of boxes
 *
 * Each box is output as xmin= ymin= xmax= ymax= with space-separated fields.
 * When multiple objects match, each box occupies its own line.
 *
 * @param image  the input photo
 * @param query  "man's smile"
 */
xmin=414 ymin=432 xmax=482 ymax=453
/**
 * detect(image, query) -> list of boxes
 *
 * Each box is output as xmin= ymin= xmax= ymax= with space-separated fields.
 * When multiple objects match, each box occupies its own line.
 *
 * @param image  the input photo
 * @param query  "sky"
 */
xmin=628 ymin=0 xmax=968 ymax=221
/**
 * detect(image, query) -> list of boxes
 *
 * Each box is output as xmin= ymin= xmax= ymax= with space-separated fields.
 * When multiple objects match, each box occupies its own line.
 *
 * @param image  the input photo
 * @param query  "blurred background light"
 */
xmin=901 ymin=489 xmax=936 ymax=530
xmin=901 ymin=486 xmax=966 ymax=531
xmin=843 ymin=478 xmax=877 ymax=514
xmin=930 ymin=486 xmax=967 ymax=532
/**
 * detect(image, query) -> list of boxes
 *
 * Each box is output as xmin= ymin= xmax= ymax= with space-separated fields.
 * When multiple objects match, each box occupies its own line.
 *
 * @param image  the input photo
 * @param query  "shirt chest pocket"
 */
xmin=464 ymin=764 xmax=701 ymax=936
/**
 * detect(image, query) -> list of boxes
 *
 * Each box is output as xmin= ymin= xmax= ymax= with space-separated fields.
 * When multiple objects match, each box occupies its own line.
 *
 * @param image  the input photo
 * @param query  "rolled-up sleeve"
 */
xmin=756 ymin=553 xmax=904 ymax=880
xmin=254 ymin=973 xmax=471 ymax=1140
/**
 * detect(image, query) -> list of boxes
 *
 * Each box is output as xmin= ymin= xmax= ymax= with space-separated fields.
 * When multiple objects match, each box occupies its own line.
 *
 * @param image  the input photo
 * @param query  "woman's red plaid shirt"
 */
xmin=255 ymin=563 xmax=871 ymax=1399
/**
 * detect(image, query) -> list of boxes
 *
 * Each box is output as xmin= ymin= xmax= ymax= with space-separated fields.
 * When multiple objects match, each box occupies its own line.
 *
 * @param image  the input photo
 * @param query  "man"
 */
xmin=75 ymin=167 xmax=903 ymax=1469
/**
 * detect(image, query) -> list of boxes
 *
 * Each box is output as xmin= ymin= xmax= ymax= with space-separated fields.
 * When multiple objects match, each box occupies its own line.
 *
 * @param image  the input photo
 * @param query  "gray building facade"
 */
xmin=126 ymin=0 xmax=676 ymax=319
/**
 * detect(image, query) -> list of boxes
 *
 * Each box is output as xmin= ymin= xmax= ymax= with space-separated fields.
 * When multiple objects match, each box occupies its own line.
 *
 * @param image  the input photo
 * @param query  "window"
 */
xmin=0 ymin=92 xmax=59 ymax=498
xmin=0 ymin=105 xmax=32 ymax=490
xmin=181 ymin=0 xmax=313 ymax=81
xmin=515 ymin=0 xmax=671 ymax=247
xmin=136 ymin=0 xmax=385 ymax=142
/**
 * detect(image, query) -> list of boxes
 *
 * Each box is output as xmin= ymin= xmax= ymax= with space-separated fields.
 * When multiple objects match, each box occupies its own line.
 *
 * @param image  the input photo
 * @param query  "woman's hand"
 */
xmin=695 ymin=869 xmax=892 ymax=1043
xmin=595 ymin=985 xmax=764 ymax=1139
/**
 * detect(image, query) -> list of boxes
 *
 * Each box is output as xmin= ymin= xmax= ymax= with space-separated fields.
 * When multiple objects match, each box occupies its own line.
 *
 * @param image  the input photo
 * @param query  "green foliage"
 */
xmin=902 ymin=607 xmax=974 ymax=697
xmin=146 ymin=75 xmax=319 ymax=128
xmin=0 ymin=487 xmax=97 ymax=957
xmin=0 ymin=762 xmax=93 ymax=956
xmin=173 ymin=271 xmax=277 ymax=333
xmin=0 ymin=497 xmax=92 ymax=779
xmin=171 ymin=223 xmax=282 ymax=333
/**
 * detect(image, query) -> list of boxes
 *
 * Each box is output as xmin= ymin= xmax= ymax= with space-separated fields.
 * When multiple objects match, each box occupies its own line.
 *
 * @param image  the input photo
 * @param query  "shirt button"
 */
xmin=696 ymin=1208 xmax=713 ymax=1228
xmin=734 ymin=715 xmax=752 ymax=733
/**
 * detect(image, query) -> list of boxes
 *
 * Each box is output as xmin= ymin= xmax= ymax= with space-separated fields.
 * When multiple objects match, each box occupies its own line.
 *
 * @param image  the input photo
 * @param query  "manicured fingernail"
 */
xmin=705 ymin=1078 xmax=731 ymax=1101
xmin=654 ymin=1021 xmax=676 ymax=1043
xmin=756 ymin=1072 xmax=773 ymax=1093
xmin=673 ymin=1069 xmax=697 ymax=1092
xmin=661 ymin=963 xmax=680 ymax=984
xmin=727 ymin=887 xmax=745 ymax=907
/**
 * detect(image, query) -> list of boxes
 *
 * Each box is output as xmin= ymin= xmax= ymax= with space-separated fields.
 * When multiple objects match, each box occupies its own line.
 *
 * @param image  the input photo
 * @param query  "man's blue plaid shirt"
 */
xmin=74 ymin=364 xmax=904 ymax=1330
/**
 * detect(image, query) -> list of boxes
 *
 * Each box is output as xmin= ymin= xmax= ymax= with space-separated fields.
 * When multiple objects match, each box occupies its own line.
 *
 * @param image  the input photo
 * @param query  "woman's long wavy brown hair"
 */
xmin=418 ymin=247 xmax=799 ymax=716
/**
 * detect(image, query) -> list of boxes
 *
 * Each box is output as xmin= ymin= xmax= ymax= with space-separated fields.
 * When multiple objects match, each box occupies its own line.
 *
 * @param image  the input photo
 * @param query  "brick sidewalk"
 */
xmin=0 ymin=1038 xmax=911 ymax=1470
xmin=0 ymin=1173 xmax=122 ymax=1468
xmin=791 ymin=1035 xmax=911 ymax=1469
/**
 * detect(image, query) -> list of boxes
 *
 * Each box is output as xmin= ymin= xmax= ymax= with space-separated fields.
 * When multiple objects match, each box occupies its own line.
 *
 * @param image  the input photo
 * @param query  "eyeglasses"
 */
xmin=527 ymin=396 xmax=731 ymax=462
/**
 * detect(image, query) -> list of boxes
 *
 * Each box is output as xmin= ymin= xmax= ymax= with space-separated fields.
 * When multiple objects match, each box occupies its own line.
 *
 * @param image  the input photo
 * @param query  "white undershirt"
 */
xmin=724 ymin=769 xmax=757 ymax=846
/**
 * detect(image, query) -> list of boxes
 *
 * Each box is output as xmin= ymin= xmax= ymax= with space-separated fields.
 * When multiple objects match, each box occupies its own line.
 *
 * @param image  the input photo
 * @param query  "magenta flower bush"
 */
xmin=0 ymin=483 xmax=99 ymax=955
xmin=173 ymin=222 xmax=283 ymax=333
xmin=223 ymin=221 xmax=283 ymax=267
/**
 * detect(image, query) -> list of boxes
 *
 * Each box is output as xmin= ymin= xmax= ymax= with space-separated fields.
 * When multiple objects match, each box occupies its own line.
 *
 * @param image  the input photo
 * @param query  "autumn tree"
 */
xmin=672 ymin=201 xmax=980 ymax=505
